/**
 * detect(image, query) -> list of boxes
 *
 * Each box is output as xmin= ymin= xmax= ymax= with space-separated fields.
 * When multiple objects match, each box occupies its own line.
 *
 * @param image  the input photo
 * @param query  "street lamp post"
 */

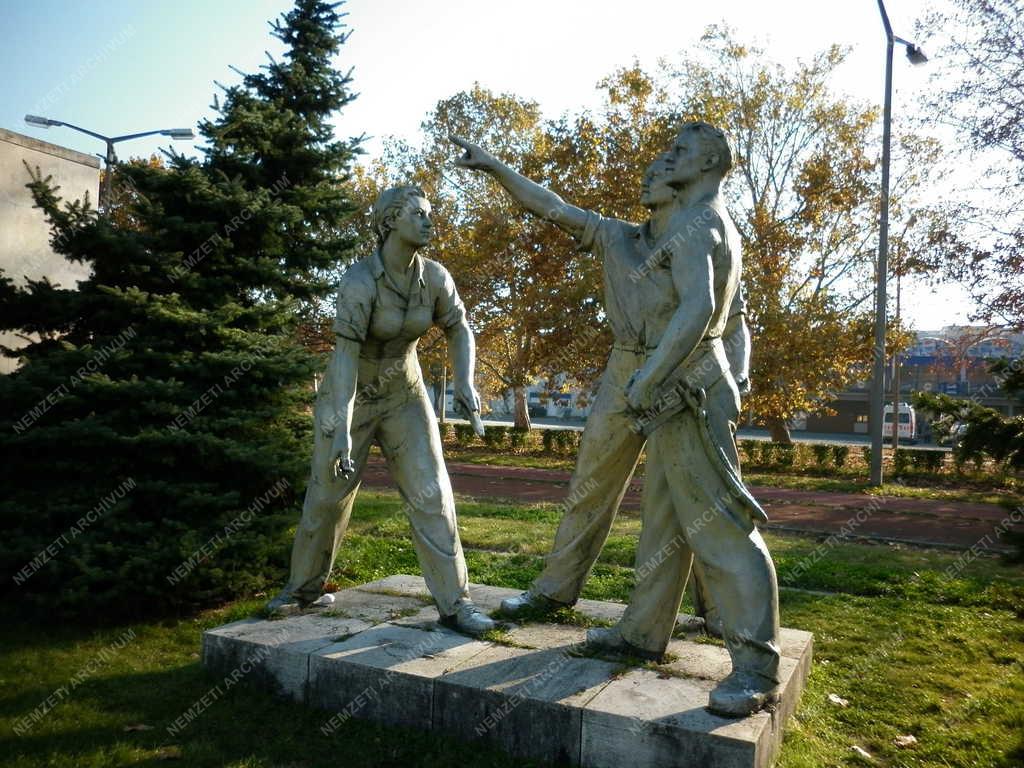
xmin=23 ymin=115 xmax=193 ymax=210
xmin=870 ymin=1 xmax=928 ymax=486
xmin=890 ymin=214 xmax=917 ymax=455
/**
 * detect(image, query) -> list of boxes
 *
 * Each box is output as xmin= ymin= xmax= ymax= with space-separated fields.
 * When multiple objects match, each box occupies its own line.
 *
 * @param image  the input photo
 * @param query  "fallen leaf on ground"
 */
xmin=894 ymin=734 xmax=918 ymax=747
xmin=851 ymin=745 xmax=873 ymax=761
xmin=828 ymin=693 xmax=849 ymax=707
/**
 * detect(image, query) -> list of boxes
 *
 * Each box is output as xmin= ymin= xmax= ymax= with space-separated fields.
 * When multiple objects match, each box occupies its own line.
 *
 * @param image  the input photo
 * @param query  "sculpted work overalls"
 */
xmin=284 ymin=251 xmax=471 ymax=615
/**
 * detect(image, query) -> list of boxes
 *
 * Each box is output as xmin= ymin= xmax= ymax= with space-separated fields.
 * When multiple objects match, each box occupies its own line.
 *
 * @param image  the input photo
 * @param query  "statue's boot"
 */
xmin=265 ymin=589 xmax=311 ymax=617
xmin=440 ymin=599 xmax=496 ymax=637
xmin=707 ymin=669 xmax=780 ymax=717
xmin=498 ymin=590 xmax=569 ymax=618
xmin=585 ymin=625 xmax=664 ymax=662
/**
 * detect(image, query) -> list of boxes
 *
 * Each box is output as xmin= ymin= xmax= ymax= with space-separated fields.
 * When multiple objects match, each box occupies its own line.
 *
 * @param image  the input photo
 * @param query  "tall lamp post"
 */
xmin=24 ymin=115 xmax=194 ymax=210
xmin=890 ymin=214 xmax=917 ymax=455
xmin=870 ymin=1 xmax=928 ymax=486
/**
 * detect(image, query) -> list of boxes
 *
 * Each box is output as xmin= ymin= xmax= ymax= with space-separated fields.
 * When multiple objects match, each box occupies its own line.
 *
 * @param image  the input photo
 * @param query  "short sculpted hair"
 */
xmin=677 ymin=121 xmax=734 ymax=176
xmin=371 ymin=185 xmax=426 ymax=248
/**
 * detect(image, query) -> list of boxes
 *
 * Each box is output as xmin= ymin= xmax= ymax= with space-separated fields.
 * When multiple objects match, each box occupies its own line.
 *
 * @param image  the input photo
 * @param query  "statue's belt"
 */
xmin=631 ymin=338 xmax=768 ymax=530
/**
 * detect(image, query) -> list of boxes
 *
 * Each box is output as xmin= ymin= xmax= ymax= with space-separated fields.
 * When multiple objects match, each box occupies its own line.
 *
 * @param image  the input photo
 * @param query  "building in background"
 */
xmin=805 ymin=326 xmax=1023 ymax=439
xmin=0 ymin=127 xmax=99 ymax=373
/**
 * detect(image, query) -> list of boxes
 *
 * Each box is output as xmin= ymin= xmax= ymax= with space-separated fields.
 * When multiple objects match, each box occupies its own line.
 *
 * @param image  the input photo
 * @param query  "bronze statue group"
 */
xmin=267 ymin=122 xmax=782 ymax=718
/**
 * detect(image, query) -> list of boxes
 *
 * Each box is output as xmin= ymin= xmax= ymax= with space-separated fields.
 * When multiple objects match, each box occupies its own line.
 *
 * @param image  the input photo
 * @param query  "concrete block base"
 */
xmin=203 ymin=575 xmax=812 ymax=767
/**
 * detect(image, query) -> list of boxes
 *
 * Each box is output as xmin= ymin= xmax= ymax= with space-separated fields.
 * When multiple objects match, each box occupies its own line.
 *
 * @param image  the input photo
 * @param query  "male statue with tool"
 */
xmin=583 ymin=121 xmax=781 ymax=717
xmin=450 ymin=133 xmax=752 ymax=636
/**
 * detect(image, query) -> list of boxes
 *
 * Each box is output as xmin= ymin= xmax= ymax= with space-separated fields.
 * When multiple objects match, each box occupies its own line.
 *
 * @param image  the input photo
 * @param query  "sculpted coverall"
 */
xmin=533 ymin=211 xmax=730 ymax=610
xmin=615 ymin=201 xmax=781 ymax=681
xmin=283 ymin=251 xmax=472 ymax=615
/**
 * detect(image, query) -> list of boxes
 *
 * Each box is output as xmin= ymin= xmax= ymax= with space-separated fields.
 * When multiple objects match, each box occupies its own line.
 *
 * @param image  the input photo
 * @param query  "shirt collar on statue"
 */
xmin=368 ymin=250 xmax=426 ymax=294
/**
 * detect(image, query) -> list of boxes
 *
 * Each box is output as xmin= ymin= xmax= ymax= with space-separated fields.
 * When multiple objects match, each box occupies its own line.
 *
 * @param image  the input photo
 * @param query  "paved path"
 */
xmin=362 ymin=458 xmax=1021 ymax=553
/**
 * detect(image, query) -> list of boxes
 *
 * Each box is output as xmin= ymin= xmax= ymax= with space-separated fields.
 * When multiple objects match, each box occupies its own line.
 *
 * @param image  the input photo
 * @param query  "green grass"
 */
xmin=3 ymin=491 xmax=1023 ymax=767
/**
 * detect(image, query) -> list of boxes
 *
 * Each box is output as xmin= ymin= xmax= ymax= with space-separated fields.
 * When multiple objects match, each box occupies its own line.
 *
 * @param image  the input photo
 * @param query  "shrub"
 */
xmin=775 ymin=443 xmax=796 ymax=468
xmin=812 ymin=444 xmax=832 ymax=469
xmin=893 ymin=448 xmax=912 ymax=476
xmin=454 ymin=424 xmax=477 ymax=446
xmin=832 ymin=445 xmax=850 ymax=468
xmin=861 ymin=446 xmax=872 ymax=467
xmin=510 ymin=427 xmax=529 ymax=451
xmin=437 ymin=423 xmax=452 ymax=443
xmin=758 ymin=441 xmax=776 ymax=466
xmin=794 ymin=443 xmax=812 ymax=468
xmin=483 ymin=425 xmax=509 ymax=448
xmin=542 ymin=429 xmax=557 ymax=453
xmin=740 ymin=439 xmax=760 ymax=465
xmin=911 ymin=449 xmax=945 ymax=474
xmin=555 ymin=429 xmax=579 ymax=453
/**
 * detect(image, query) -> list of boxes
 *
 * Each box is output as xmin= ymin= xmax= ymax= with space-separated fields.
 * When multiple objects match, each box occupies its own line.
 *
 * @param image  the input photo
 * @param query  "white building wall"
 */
xmin=0 ymin=127 xmax=100 ymax=372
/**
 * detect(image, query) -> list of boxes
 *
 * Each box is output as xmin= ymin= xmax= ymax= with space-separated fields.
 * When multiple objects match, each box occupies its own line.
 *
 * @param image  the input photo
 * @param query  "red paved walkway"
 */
xmin=362 ymin=458 xmax=1021 ymax=553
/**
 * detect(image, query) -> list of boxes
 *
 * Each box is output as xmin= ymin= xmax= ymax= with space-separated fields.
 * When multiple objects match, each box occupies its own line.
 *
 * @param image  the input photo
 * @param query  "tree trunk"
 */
xmin=766 ymin=416 xmax=792 ymax=444
xmin=513 ymin=385 xmax=532 ymax=430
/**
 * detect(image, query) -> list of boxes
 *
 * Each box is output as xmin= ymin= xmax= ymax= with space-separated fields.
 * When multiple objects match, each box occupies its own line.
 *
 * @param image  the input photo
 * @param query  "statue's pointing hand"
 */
xmin=450 ymin=135 xmax=497 ymax=172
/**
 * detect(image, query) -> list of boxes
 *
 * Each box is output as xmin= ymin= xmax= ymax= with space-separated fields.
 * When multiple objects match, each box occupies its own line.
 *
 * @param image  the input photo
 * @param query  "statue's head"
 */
xmin=665 ymin=122 xmax=733 ymax=189
xmin=371 ymin=185 xmax=432 ymax=250
xmin=640 ymin=153 xmax=677 ymax=209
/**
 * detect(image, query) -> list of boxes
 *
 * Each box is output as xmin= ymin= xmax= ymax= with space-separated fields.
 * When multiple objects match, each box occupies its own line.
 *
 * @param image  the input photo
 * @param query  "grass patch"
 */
xmin=3 ymin=490 xmax=1022 ymax=767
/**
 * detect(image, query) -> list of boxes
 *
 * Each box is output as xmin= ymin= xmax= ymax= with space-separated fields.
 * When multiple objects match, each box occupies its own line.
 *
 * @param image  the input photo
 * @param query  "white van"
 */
xmin=883 ymin=403 xmax=917 ymax=443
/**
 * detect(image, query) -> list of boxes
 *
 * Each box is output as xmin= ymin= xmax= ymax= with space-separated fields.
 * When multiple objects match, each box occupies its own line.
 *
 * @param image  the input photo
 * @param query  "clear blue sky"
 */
xmin=0 ymin=0 xmax=972 ymax=328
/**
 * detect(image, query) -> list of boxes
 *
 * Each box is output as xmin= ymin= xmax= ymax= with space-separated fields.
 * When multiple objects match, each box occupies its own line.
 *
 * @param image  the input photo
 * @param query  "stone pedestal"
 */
xmin=203 ymin=576 xmax=812 ymax=767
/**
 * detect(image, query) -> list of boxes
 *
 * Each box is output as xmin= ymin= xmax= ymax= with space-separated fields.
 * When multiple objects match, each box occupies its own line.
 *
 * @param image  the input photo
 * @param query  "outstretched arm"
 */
xmin=450 ymin=135 xmax=590 ymax=240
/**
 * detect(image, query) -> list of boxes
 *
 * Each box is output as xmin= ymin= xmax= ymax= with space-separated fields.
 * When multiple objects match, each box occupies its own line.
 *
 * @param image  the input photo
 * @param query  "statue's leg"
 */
xmin=281 ymin=403 xmax=376 ymax=605
xmin=662 ymin=379 xmax=781 ymax=684
xmin=532 ymin=350 xmax=646 ymax=604
xmin=613 ymin=448 xmax=691 ymax=656
xmin=377 ymin=387 xmax=470 ymax=617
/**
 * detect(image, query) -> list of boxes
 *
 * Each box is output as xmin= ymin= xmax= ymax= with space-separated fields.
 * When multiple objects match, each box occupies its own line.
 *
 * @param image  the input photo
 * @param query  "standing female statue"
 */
xmin=267 ymin=185 xmax=495 ymax=636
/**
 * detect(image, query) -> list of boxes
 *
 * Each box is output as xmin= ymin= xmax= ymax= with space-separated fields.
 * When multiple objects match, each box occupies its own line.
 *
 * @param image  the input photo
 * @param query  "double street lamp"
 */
xmin=869 ymin=0 xmax=928 ymax=486
xmin=23 ymin=114 xmax=194 ymax=209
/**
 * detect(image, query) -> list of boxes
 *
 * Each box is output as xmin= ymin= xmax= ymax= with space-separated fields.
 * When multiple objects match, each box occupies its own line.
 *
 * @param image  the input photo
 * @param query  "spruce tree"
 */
xmin=0 ymin=0 xmax=361 ymax=618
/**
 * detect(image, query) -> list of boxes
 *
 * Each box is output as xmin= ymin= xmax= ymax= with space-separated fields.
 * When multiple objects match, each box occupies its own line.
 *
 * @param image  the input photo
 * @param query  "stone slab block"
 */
xmin=202 ymin=613 xmax=372 ymax=702
xmin=309 ymin=623 xmax=491 ymax=731
xmin=202 ymin=575 xmax=812 ymax=767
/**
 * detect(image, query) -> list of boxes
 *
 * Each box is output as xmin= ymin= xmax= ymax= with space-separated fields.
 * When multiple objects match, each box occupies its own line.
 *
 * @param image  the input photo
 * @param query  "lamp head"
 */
xmin=905 ymin=44 xmax=928 ymax=66
xmin=25 ymin=114 xmax=60 ymax=128
xmin=163 ymin=128 xmax=195 ymax=140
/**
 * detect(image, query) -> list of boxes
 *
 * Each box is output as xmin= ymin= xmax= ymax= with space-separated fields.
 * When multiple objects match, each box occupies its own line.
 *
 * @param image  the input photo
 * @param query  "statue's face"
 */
xmin=640 ymin=154 xmax=675 ymax=208
xmin=391 ymin=195 xmax=433 ymax=248
xmin=665 ymin=132 xmax=715 ymax=188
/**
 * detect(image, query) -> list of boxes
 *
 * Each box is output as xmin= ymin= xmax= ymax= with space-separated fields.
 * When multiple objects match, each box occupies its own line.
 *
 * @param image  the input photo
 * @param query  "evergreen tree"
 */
xmin=0 ymin=0 xmax=361 ymax=618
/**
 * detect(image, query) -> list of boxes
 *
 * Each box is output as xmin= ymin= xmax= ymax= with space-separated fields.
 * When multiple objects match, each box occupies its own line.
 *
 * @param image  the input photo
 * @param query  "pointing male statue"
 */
xmin=451 ymin=123 xmax=779 ymax=716
xmin=449 ymin=131 xmax=751 ymax=614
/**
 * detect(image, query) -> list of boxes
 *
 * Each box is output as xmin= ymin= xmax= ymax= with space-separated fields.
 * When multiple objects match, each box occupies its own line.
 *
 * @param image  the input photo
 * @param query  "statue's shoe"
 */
xmin=265 ymin=590 xmax=310 ymax=617
xmin=707 ymin=670 xmax=781 ymax=717
xmin=440 ymin=600 xmax=496 ymax=637
xmin=585 ymin=626 xmax=665 ymax=662
xmin=498 ymin=590 xmax=567 ymax=618
xmin=674 ymin=613 xmax=707 ymax=634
